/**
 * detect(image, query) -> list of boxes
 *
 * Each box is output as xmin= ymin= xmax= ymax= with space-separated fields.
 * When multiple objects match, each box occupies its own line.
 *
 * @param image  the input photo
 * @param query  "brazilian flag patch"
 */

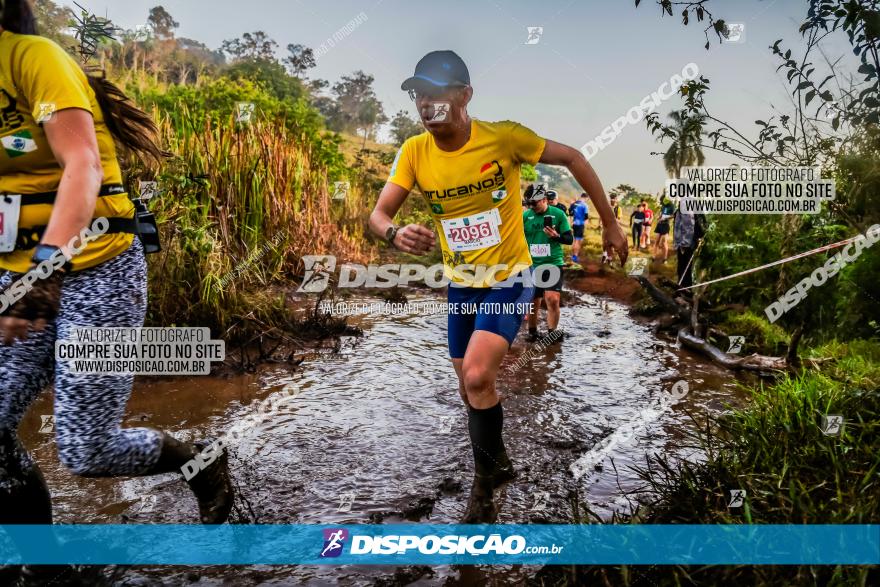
xmin=2 ymin=130 xmax=37 ymax=158
xmin=431 ymin=203 xmax=443 ymax=214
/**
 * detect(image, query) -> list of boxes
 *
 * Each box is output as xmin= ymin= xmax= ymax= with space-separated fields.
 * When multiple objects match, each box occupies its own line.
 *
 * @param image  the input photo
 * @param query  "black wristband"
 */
xmin=385 ymin=225 xmax=400 ymax=248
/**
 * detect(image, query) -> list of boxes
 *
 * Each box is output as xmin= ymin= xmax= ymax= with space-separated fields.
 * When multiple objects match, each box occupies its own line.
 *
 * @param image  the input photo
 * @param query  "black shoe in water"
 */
xmin=490 ymin=449 xmax=517 ymax=488
xmin=462 ymin=473 xmax=497 ymax=524
xmin=526 ymin=329 xmax=540 ymax=342
xmin=188 ymin=440 xmax=235 ymax=524
xmin=153 ymin=434 xmax=234 ymax=524
xmin=547 ymin=329 xmax=565 ymax=342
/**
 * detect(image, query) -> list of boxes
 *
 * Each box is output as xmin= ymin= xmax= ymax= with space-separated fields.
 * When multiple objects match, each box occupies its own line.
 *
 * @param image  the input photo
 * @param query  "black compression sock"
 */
xmin=467 ymin=402 xmax=504 ymax=475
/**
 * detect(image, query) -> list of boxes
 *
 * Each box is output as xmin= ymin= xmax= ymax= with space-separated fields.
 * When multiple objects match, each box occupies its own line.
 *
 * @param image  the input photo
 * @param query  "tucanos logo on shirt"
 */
xmin=2 ymin=130 xmax=37 ymax=158
xmin=479 ymin=160 xmax=500 ymax=175
xmin=423 ymin=160 xmax=505 ymax=200
xmin=0 ymin=89 xmax=25 ymax=132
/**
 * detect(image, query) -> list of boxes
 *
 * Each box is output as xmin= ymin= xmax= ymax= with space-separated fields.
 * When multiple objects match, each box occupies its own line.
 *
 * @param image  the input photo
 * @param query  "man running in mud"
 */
xmin=369 ymin=50 xmax=628 ymax=522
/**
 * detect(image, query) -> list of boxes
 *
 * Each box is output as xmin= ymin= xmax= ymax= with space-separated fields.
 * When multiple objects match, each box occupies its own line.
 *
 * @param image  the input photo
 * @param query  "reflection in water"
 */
xmin=18 ymin=290 xmax=740 ymax=584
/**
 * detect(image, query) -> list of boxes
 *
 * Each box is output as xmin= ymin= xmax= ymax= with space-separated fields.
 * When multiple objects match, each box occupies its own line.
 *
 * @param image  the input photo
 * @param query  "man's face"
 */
xmin=531 ymin=199 xmax=548 ymax=213
xmin=411 ymin=85 xmax=471 ymax=134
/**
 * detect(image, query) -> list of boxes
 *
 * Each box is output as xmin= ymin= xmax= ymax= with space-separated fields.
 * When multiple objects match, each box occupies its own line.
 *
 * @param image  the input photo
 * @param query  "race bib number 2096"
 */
xmin=441 ymin=209 xmax=501 ymax=252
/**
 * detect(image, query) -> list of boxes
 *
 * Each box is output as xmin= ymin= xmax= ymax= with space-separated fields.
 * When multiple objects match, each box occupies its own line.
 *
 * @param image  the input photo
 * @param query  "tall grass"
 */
xmin=124 ymin=102 xmax=375 ymax=338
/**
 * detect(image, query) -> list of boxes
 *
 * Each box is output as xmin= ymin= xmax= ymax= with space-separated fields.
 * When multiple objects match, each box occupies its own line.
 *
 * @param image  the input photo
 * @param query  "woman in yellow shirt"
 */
xmin=0 ymin=0 xmax=233 ymax=544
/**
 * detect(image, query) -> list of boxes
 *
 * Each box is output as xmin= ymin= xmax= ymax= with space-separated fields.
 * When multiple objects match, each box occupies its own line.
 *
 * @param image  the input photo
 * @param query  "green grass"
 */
xmin=554 ymin=339 xmax=880 ymax=587
xmin=717 ymin=310 xmax=791 ymax=356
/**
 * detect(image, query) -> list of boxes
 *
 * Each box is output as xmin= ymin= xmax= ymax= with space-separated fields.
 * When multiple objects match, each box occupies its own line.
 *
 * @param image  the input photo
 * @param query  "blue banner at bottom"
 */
xmin=0 ymin=524 xmax=877 ymax=565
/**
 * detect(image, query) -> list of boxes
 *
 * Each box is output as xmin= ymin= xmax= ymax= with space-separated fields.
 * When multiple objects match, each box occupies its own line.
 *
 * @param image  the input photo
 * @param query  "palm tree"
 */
xmin=662 ymin=110 xmax=705 ymax=178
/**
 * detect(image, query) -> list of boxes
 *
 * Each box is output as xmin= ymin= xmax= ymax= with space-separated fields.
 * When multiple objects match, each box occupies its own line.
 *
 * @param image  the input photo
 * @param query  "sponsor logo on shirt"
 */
xmin=423 ymin=160 xmax=505 ymax=200
xmin=0 ymin=89 xmax=24 ymax=132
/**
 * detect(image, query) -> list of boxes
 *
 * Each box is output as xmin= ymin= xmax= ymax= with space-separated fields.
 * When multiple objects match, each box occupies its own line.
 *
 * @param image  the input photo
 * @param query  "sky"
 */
xmin=60 ymin=0 xmax=855 ymax=194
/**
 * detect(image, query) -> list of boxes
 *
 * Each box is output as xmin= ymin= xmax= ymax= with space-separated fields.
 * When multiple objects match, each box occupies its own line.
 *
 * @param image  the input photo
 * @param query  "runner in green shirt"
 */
xmin=522 ymin=185 xmax=572 ymax=341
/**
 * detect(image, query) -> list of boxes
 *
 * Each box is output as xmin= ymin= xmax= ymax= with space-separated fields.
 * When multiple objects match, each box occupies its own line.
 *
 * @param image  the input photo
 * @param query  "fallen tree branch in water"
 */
xmin=677 ymin=326 xmax=788 ymax=372
xmin=635 ymin=276 xmax=690 ymax=320
xmin=634 ymin=276 xmax=820 ymax=374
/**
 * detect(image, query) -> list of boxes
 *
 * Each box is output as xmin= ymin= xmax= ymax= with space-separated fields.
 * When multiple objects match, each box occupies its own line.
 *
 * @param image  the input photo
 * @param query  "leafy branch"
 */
xmin=71 ymin=1 xmax=119 ymax=63
xmin=635 ymin=0 xmax=733 ymax=49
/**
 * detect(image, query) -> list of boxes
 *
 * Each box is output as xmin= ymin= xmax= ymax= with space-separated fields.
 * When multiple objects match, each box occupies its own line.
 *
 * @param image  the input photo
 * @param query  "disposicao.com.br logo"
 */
xmin=298 ymin=255 xmax=561 ymax=292
xmin=320 ymin=529 xmax=563 ymax=557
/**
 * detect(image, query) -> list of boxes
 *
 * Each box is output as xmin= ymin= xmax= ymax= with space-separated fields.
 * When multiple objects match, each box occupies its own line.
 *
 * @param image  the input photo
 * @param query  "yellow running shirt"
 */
xmin=0 ymin=30 xmax=134 ymax=273
xmin=388 ymin=119 xmax=546 ymax=287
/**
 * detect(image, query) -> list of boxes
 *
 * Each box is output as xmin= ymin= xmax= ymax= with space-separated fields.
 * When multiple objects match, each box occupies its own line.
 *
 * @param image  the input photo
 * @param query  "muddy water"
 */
xmin=18 ymin=289 xmax=742 ymax=585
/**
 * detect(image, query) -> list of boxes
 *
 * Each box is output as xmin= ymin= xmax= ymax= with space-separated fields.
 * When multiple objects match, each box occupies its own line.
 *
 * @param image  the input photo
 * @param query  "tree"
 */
xmin=221 ymin=31 xmax=279 ymax=62
xmin=147 ymin=6 xmax=178 ymax=40
xmin=535 ymin=163 xmax=580 ymax=197
xmin=327 ymin=71 xmax=387 ymax=146
xmin=661 ymin=109 xmax=705 ymax=178
xmin=610 ymin=183 xmax=647 ymax=206
xmin=640 ymin=0 xmax=880 ymax=341
xmin=224 ymin=60 xmax=305 ymax=102
xmin=33 ymin=0 xmax=76 ymax=51
xmin=389 ymin=110 xmax=423 ymax=146
xmin=284 ymin=44 xmax=315 ymax=78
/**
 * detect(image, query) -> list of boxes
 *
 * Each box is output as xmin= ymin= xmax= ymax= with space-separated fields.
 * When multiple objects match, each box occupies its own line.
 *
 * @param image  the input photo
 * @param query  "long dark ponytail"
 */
xmin=2 ymin=0 xmax=165 ymax=165
xmin=85 ymin=73 xmax=167 ymax=166
xmin=0 ymin=0 xmax=35 ymax=35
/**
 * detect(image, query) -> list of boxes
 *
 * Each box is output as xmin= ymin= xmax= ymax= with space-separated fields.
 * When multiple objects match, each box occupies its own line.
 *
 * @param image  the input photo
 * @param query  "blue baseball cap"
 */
xmin=401 ymin=50 xmax=471 ymax=91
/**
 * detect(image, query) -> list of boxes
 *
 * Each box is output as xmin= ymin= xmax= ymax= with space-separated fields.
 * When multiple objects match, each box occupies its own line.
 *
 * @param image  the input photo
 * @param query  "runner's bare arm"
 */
xmin=539 ymin=140 xmax=629 ymax=264
xmin=41 ymin=108 xmax=103 ymax=254
xmin=369 ymin=181 xmax=436 ymax=255
xmin=0 ymin=109 xmax=102 ymax=344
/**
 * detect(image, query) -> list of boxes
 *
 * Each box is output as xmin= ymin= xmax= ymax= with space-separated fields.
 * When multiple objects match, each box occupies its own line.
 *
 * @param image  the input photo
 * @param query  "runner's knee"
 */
xmin=463 ymin=366 xmax=494 ymax=397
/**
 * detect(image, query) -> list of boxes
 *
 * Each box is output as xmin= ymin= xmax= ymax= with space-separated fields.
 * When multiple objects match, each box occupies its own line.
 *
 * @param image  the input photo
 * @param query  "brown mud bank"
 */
xmin=565 ymin=261 xmax=647 ymax=306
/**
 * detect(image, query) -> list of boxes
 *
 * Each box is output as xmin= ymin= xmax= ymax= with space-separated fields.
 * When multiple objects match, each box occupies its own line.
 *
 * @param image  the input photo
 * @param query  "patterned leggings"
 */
xmin=0 ymin=239 xmax=161 ymax=489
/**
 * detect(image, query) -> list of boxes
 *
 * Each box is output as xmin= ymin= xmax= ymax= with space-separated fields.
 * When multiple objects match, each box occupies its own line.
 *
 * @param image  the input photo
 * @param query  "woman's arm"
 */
xmin=40 ymin=108 xmax=103 ymax=253
xmin=0 ymin=108 xmax=102 ymax=344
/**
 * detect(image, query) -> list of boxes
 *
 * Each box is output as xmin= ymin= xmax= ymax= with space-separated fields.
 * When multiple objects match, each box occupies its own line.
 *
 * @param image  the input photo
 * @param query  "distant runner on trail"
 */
xmin=369 ymin=49 xmax=628 ymax=523
xmin=568 ymin=193 xmax=589 ymax=263
xmin=523 ymin=185 xmax=572 ymax=341
xmin=546 ymin=190 xmax=566 ymax=215
xmin=653 ymin=196 xmax=675 ymax=263
xmin=642 ymin=200 xmax=654 ymax=248
xmin=630 ymin=203 xmax=646 ymax=249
